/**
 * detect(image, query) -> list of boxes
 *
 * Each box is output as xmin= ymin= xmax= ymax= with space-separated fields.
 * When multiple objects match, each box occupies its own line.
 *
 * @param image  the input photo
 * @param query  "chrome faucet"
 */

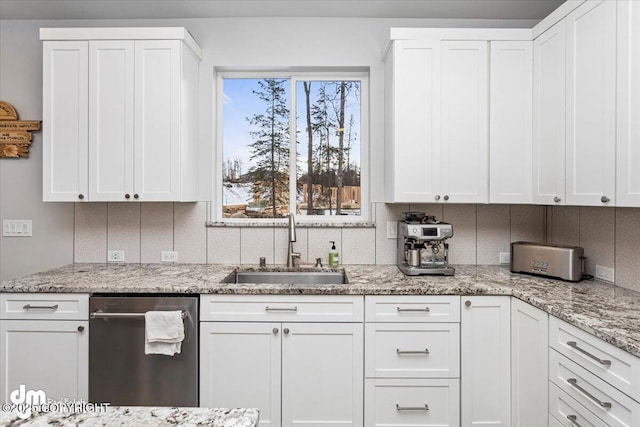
xmin=287 ymin=214 xmax=301 ymax=267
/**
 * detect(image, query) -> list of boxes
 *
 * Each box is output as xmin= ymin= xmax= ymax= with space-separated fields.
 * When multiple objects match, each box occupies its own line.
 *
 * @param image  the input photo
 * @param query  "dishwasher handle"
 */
xmin=90 ymin=310 xmax=188 ymax=320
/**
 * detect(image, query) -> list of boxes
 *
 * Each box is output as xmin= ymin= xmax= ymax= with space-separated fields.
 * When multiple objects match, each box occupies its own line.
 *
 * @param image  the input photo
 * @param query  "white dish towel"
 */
xmin=144 ymin=311 xmax=185 ymax=356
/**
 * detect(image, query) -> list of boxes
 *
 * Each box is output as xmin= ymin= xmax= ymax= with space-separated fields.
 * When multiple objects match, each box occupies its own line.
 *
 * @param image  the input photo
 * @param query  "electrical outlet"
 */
xmin=161 ymin=251 xmax=178 ymax=262
xmin=2 ymin=220 xmax=32 ymax=237
xmin=387 ymin=221 xmax=397 ymax=239
xmin=499 ymin=252 xmax=510 ymax=264
xmin=595 ymin=265 xmax=614 ymax=282
xmin=108 ymin=250 xmax=125 ymax=262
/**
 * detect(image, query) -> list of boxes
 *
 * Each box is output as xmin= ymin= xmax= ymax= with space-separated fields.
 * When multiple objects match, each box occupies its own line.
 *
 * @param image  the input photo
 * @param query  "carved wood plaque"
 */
xmin=0 ymin=101 xmax=41 ymax=159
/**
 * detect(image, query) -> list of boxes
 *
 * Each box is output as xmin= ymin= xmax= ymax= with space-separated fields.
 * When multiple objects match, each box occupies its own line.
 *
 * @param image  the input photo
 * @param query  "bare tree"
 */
xmin=304 ymin=82 xmax=314 ymax=213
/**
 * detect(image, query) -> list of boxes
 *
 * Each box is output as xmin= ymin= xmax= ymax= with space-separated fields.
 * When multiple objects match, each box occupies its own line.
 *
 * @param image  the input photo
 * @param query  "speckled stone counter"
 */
xmin=0 ymin=407 xmax=259 ymax=426
xmin=1 ymin=263 xmax=640 ymax=359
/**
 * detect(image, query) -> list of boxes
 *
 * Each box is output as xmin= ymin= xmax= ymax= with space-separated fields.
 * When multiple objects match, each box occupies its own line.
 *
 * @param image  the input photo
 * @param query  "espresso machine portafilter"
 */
xmin=397 ymin=212 xmax=455 ymax=276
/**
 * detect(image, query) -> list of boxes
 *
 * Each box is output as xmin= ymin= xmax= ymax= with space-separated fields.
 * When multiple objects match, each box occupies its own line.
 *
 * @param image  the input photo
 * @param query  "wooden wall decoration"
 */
xmin=0 ymin=101 xmax=42 ymax=159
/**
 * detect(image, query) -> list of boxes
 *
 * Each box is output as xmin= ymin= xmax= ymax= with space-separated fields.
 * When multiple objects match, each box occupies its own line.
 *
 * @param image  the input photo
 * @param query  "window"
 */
xmin=216 ymin=71 xmax=368 ymax=222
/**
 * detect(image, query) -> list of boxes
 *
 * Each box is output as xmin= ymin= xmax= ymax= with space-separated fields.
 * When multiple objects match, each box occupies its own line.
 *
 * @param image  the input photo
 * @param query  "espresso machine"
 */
xmin=397 ymin=212 xmax=455 ymax=276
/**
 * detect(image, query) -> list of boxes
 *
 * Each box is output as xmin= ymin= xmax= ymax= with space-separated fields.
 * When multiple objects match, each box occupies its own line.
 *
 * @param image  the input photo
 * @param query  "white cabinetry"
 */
xmin=42 ymin=41 xmax=89 ymax=202
xmin=365 ymin=295 xmax=461 ymax=427
xmin=200 ymin=295 xmax=363 ymax=427
xmin=384 ymin=38 xmax=489 ymax=204
xmin=565 ymin=0 xmax=616 ymax=206
xmin=489 ymin=41 xmax=533 ymax=204
xmin=461 ymin=296 xmax=511 ymax=426
xmin=533 ymin=19 xmax=567 ymax=205
xmin=41 ymin=28 xmax=201 ymax=202
xmin=0 ymin=293 xmax=89 ymax=403
xmin=617 ymin=0 xmax=640 ymax=207
xmin=511 ymin=298 xmax=548 ymax=427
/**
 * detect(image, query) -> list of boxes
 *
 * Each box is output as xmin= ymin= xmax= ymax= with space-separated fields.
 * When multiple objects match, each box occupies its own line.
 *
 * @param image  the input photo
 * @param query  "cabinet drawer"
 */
xmin=365 ymin=378 xmax=459 ymax=426
xmin=550 ymin=316 xmax=640 ymax=402
xmin=200 ymin=295 xmax=364 ymax=322
xmin=365 ymin=323 xmax=460 ymax=378
xmin=549 ymin=350 xmax=640 ymax=427
xmin=0 ymin=293 xmax=89 ymax=320
xmin=549 ymin=381 xmax=608 ymax=427
xmin=365 ymin=296 xmax=460 ymax=323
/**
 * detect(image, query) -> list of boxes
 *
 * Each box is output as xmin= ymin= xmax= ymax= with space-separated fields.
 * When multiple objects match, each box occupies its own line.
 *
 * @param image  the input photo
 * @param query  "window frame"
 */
xmin=212 ymin=70 xmax=370 ymax=225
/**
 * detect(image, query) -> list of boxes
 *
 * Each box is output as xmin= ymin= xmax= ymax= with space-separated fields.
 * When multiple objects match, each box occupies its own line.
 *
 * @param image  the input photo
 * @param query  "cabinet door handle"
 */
xmin=78 ymin=194 xmax=85 ymax=200
xmin=443 ymin=195 xmax=449 ymax=201
xmin=601 ymin=196 xmax=610 ymax=203
xmin=265 ymin=306 xmax=298 ymax=312
xmin=77 ymin=326 xmax=85 ymax=332
xmin=23 ymin=304 xmax=59 ymax=311
xmin=396 ymin=348 xmax=429 ymax=355
xmin=396 ymin=404 xmax=429 ymax=411
xmin=554 ymin=196 xmax=562 ymax=203
xmin=566 ymin=415 xmax=582 ymax=427
xmin=134 ymin=194 xmax=139 ymax=200
xmin=465 ymin=300 xmax=471 ymax=307
xmin=566 ymin=341 xmax=611 ymax=366
xmin=125 ymin=193 xmax=131 ymax=199
xmin=396 ymin=307 xmax=430 ymax=312
xmin=567 ymin=378 xmax=612 ymax=409
xmin=435 ymin=195 xmax=441 ymax=201
xmin=283 ymin=328 xmax=290 ymax=335
xmin=272 ymin=328 xmax=279 ymax=335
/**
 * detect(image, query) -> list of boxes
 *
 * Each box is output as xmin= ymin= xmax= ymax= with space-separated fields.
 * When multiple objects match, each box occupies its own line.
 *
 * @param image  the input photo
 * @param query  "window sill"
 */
xmin=205 ymin=220 xmax=375 ymax=228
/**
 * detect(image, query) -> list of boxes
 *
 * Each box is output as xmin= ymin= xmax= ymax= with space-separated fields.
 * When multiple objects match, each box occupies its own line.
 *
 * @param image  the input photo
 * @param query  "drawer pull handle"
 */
xmin=567 ymin=378 xmax=612 ymax=409
xmin=265 ymin=306 xmax=298 ymax=312
xmin=23 ymin=304 xmax=59 ymax=311
xmin=396 ymin=404 xmax=429 ymax=411
xmin=397 ymin=348 xmax=430 ymax=355
xmin=396 ymin=307 xmax=430 ymax=312
xmin=566 ymin=415 xmax=582 ymax=427
xmin=567 ymin=341 xmax=611 ymax=366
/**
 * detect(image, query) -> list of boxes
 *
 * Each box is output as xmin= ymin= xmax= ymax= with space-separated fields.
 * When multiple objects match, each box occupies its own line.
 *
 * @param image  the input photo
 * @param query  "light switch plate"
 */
xmin=386 ymin=221 xmax=397 ymax=239
xmin=2 ymin=220 xmax=32 ymax=237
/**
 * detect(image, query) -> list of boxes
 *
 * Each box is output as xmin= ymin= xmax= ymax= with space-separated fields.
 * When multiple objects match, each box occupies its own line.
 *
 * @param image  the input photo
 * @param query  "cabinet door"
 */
xmin=134 ymin=40 xmax=181 ymax=201
xmin=489 ymin=41 xmax=533 ymax=204
xmin=617 ymin=0 xmax=640 ymax=207
xmin=388 ymin=40 xmax=441 ymax=203
xmin=282 ymin=323 xmax=363 ymax=426
xmin=565 ymin=0 xmax=616 ymax=206
xmin=461 ymin=296 xmax=510 ymax=426
xmin=88 ymin=41 xmax=135 ymax=201
xmin=533 ymin=20 xmax=566 ymax=205
xmin=200 ymin=322 xmax=281 ymax=426
xmin=0 ymin=320 xmax=88 ymax=403
xmin=511 ymin=298 xmax=548 ymax=427
xmin=440 ymin=41 xmax=489 ymax=203
xmin=42 ymin=41 xmax=88 ymax=202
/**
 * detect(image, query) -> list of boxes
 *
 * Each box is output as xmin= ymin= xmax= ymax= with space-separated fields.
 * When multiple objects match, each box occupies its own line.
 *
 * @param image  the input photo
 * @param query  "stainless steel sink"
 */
xmin=224 ymin=269 xmax=347 ymax=285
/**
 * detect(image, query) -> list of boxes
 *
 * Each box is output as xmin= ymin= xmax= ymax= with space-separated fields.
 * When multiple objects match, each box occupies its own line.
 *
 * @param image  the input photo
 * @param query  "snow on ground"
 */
xmin=223 ymin=182 xmax=253 ymax=206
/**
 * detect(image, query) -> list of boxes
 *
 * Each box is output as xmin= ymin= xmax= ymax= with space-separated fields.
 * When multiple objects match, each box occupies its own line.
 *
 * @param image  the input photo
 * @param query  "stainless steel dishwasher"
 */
xmin=89 ymin=294 xmax=198 ymax=406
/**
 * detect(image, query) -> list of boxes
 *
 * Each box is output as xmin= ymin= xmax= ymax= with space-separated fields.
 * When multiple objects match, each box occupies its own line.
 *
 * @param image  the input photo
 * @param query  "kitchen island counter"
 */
xmin=1 ymin=263 xmax=639 ymax=358
xmin=0 ymin=406 xmax=259 ymax=427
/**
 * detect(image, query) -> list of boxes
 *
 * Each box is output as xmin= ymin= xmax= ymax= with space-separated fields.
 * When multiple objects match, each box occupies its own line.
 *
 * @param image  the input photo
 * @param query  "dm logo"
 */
xmin=10 ymin=384 xmax=46 ymax=419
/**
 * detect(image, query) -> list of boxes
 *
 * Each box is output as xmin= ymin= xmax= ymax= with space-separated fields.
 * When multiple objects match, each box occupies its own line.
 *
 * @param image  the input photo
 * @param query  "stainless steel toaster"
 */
xmin=510 ymin=242 xmax=585 ymax=282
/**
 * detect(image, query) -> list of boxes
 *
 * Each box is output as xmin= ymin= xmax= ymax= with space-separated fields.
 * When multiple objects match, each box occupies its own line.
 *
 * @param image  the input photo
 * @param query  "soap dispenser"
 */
xmin=329 ymin=241 xmax=340 ymax=267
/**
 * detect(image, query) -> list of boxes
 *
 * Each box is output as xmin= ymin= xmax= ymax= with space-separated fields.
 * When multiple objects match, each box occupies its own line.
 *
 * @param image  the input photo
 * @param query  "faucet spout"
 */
xmin=287 ymin=214 xmax=300 ymax=267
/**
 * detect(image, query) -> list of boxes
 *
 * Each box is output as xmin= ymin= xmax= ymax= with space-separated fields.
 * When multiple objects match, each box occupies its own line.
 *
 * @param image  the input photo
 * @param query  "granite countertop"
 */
xmin=1 ymin=263 xmax=640 ymax=359
xmin=0 ymin=407 xmax=259 ymax=426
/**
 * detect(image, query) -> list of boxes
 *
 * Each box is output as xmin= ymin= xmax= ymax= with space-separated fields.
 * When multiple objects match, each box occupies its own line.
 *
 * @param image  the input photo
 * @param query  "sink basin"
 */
xmin=224 ymin=269 xmax=348 ymax=285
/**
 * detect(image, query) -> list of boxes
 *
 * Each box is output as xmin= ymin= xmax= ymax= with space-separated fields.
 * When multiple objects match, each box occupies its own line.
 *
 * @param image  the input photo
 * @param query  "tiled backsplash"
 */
xmin=74 ymin=202 xmax=640 ymax=292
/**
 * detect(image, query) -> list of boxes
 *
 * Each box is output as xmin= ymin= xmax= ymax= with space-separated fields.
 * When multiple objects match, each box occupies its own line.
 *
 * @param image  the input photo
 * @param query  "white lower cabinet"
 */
xmin=461 ymin=296 xmax=511 ymax=426
xmin=365 ymin=378 xmax=460 ymax=426
xmin=549 ymin=381 xmax=608 ymax=427
xmin=0 ymin=293 xmax=89 ymax=403
xmin=511 ymin=298 xmax=548 ymax=427
xmin=199 ymin=295 xmax=363 ymax=427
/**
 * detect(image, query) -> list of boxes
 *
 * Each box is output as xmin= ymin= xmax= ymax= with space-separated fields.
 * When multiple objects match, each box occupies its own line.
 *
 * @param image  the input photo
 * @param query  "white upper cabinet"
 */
xmin=617 ymin=0 xmax=640 ymax=207
xmin=42 ymin=41 xmax=89 ymax=202
xmin=384 ymin=40 xmax=441 ymax=203
xmin=384 ymin=37 xmax=489 ymax=204
xmin=533 ymin=19 xmax=567 ymax=205
xmin=41 ymin=28 xmax=201 ymax=202
xmin=440 ymin=41 xmax=489 ymax=204
xmin=565 ymin=0 xmax=616 ymax=206
xmin=489 ymin=41 xmax=533 ymax=204
xmin=89 ymin=41 xmax=135 ymax=201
